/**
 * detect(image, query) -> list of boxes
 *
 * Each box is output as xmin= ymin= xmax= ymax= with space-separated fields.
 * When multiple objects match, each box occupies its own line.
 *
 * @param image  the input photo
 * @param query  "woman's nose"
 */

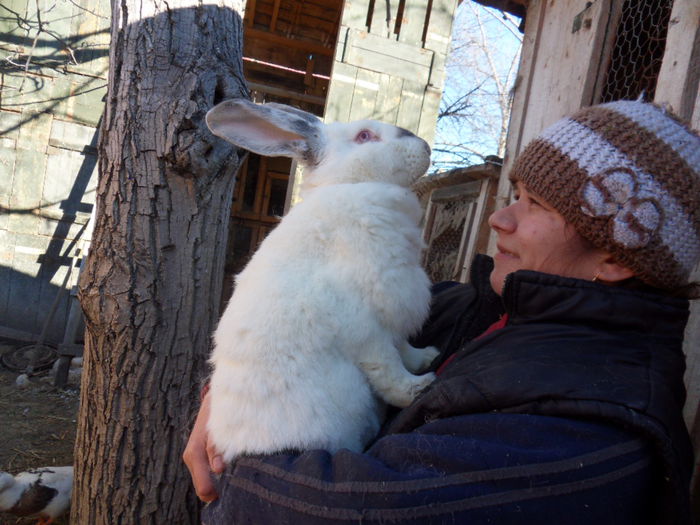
xmin=488 ymin=202 xmax=516 ymax=233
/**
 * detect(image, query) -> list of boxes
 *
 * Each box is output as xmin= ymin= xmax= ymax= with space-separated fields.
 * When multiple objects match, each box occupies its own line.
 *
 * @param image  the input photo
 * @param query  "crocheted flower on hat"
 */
xmin=580 ymin=167 xmax=662 ymax=249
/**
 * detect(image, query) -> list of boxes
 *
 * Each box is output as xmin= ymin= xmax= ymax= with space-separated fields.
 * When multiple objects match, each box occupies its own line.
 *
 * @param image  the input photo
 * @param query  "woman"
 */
xmin=184 ymin=100 xmax=700 ymax=524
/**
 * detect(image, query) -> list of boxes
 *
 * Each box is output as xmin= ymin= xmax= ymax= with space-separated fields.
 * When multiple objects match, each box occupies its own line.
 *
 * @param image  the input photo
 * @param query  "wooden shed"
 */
xmin=415 ymin=159 xmax=501 ymax=283
xmin=458 ymin=0 xmax=700 ymax=508
xmin=224 ymin=0 xmax=459 ymax=295
xmin=0 ymin=0 xmax=460 ymax=344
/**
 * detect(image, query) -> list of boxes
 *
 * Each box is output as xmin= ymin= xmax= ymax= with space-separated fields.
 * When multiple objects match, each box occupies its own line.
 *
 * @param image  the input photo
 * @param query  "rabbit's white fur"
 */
xmin=206 ymin=99 xmax=438 ymax=460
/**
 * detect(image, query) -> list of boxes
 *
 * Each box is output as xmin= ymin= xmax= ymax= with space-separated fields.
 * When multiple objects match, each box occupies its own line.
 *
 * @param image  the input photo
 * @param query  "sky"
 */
xmin=432 ymin=2 xmax=523 ymax=171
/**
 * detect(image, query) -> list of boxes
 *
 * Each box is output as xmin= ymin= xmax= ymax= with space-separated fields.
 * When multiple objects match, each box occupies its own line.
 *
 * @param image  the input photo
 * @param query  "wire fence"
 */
xmin=599 ymin=0 xmax=674 ymax=102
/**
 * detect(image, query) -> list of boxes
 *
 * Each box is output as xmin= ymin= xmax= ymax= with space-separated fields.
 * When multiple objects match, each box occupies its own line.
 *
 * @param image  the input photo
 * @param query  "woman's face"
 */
xmin=488 ymin=181 xmax=605 ymax=295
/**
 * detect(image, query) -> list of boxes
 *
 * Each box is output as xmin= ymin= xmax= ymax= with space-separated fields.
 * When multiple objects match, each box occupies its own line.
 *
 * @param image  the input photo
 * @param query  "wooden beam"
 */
xmin=246 ymin=0 xmax=257 ymax=26
xmin=270 ymin=0 xmax=281 ymax=32
xmin=245 ymin=27 xmax=335 ymax=57
xmin=305 ymin=55 xmax=316 ymax=87
xmin=470 ymin=0 xmax=527 ymax=19
xmin=243 ymin=56 xmax=331 ymax=81
xmin=655 ymin=0 xmax=700 ymax=122
xmin=288 ymin=2 xmax=303 ymax=39
xmin=247 ymin=81 xmax=326 ymax=106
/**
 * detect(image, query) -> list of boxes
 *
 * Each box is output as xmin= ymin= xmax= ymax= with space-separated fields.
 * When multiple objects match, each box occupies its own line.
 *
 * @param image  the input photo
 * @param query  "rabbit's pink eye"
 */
xmin=355 ymin=129 xmax=378 ymax=143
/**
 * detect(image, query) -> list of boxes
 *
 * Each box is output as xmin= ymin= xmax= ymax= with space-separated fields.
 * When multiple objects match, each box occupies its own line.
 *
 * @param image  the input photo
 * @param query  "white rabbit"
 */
xmin=206 ymin=99 xmax=438 ymax=461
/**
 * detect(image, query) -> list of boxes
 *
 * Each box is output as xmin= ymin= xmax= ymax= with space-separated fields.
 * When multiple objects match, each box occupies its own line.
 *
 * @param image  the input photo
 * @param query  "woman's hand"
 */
xmin=183 ymin=390 xmax=227 ymax=502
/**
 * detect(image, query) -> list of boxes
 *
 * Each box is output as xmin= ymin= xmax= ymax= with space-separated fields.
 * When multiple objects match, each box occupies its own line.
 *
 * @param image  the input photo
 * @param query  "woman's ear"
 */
xmin=595 ymin=254 xmax=636 ymax=283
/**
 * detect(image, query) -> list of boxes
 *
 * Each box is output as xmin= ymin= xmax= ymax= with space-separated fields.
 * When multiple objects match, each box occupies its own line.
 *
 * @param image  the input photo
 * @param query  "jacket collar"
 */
xmin=501 ymin=269 xmax=690 ymax=338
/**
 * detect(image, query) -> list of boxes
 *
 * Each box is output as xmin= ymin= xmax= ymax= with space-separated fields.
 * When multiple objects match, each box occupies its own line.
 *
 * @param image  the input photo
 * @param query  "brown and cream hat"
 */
xmin=511 ymin=100 xmax=700 ymax=291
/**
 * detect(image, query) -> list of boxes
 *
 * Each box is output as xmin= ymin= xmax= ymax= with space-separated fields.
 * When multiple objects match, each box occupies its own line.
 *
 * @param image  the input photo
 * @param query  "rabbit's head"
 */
xmin=206 ymin=99 xmax=431 ymax=191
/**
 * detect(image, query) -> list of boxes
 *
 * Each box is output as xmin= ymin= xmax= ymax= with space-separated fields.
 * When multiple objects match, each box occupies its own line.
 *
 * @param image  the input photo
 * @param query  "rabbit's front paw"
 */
xmin=387 ymin=372 xmax=436 ymax=408
xmin=399 ymin=343 xmax=440 ymax=373
xmin=410 ymin=371 xmax=436 ymax=398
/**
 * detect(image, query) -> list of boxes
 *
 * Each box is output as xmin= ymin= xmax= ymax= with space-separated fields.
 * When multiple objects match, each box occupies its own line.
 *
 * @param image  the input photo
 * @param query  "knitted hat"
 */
xmin=510 ymin=100 xmax=700 ymax=291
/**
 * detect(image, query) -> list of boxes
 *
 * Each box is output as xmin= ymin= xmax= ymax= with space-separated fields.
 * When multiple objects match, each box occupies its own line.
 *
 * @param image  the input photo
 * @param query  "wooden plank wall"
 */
xmin=0 ymin=0 xmax=110 ymax=342
xmin=489 ymin=0 xmax=628 ymax=252
xmin=286 ymin=0 xmax=458 ymax=204
xmin=491 ymin=0 xmax=623 ymax=209
xmin=654 ymin=0 xmax=700 ymax=501
xmin=324 ymin=0 xmax=459 ymax=144
xmin=242 ymin=0 xmax=342 ymax=114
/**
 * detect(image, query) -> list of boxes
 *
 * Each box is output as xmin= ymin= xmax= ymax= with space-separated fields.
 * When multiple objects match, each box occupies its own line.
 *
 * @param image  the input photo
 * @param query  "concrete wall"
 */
xmin=0 ymin=0 xmax=110 ymax=342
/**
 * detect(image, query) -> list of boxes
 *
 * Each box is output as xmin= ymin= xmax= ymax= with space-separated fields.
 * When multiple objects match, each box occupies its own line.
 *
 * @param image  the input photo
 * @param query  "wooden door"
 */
xmin=221 ymin=154 xmax=292 ymax=305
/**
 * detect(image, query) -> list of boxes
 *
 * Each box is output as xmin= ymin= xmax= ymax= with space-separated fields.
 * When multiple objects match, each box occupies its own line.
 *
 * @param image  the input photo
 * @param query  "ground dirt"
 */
xmin=0 ymin=339 xmax=78 ymax=525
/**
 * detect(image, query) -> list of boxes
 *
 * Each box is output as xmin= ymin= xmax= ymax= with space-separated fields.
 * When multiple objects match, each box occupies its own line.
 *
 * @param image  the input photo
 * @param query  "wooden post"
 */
xmin=653 ymin=1 xmax=700 ymax=511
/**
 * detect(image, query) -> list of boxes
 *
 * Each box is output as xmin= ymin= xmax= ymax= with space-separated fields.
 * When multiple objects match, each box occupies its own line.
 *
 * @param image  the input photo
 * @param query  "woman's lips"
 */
xmin=496 ymin=245 xmax=519 ymax=259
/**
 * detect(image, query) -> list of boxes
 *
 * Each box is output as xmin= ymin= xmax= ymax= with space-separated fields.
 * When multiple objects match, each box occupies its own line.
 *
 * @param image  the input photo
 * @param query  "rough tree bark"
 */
xmin=74 ymin=1 xmax=246 ymax=523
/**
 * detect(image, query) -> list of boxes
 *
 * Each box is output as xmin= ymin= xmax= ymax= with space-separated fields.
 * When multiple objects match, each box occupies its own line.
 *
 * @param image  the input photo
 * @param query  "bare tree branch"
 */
xmin=2 ymin=0 xmax=104 ymax=97
xmin=17 ymin=0 xmax=45 ymax=92
xmin=433 ymin=3 xmax=522 ymax=171
xmin=66 ymin=0 xmax=109 ymax=19
xmin=482 ymin=5 xmax=523 ymax=43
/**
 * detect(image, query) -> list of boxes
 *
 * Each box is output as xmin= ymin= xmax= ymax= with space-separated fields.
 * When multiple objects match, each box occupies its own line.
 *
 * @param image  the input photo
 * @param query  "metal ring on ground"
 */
xmin=0 ymin=344 xmax=58 ymax=374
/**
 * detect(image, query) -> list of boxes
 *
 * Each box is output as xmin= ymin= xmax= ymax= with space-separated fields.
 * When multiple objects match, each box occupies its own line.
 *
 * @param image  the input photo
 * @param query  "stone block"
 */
xmin=0 ymin=145 xmax=15 ymax=208
xmin=17 ymin=110 xmax=52 ymax=152
xmin=7 ymin=245 xmax=44 ymax=334
xmin=7 ymin=211 xmax=40 ymax=236
xmin=13 ymin=230 xmax=49 ymax=255
xmin=10 ymin=148 xmax=47 ymax=210
xmin=59 ymin=77 xmax=107 ymax=127
xmin=4 ymin=266 xmax=40 ymax=335
xmin=43 ymin=146 xmax=98 ymax=218
xmin=69 ymin=0 xmax=112 ymax=74
xmin=0 ymin=229 xmax=15 ymax=266
xmin=37 ymin=276 xmax=71 ymax=342
xmin=38 ymin=215 xmax=91 ymax=243
xmin=42 ymin=148 xmax=85 ymax=211
xmin=0 ymin=110 xmax=22 ymax=142
xmin=0 ymin=261 xmax=9 ymax=313
xmin=0 ymin=229 xmax=14 ymax=310
xmin=68 ymin=44 xmax=110 ymax=79
xmin=49 ymin=119 xmax=99 ymax=153
xmin=2 ymin=73 xmax=60 ymax=115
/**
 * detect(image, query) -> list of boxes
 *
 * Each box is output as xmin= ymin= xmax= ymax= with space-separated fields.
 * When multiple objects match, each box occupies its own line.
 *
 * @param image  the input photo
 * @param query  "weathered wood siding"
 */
xmin=416 ymin=163 xmax=500 ymax=283
xmin=654 ymin=0 xmax=700 ymax=500
xmin=0 ymin=0 xmax=110 ymax=342
xmin=287 ymin=0 xmax=458 ymax=205
xmin=325 ymin=0 xmax=458 ymax=138
xmin=488 ymin=0 xmax=624 ymax=223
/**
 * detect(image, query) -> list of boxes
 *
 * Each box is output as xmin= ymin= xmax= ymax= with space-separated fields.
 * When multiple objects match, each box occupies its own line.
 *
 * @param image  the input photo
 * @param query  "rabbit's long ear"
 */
xmin=206 ymin=99 xmax=323 ymax=163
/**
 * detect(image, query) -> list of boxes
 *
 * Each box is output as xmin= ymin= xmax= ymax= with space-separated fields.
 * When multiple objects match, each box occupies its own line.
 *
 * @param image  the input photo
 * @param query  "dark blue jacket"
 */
xmin=203 ymin=256 xmax=693 ymax=524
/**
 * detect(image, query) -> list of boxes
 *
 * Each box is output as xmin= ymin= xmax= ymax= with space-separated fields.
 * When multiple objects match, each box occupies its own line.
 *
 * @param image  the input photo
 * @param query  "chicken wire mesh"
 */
xmin=423 ymin=200 xmax=472 ymax=283
xmin=599 ymin=0 xmax=674 ymax=102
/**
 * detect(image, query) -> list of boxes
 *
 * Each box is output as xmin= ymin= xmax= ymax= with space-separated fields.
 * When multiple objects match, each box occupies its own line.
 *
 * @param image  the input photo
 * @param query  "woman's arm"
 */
xmin=183 ymin=279 xmax=489 ymax=501
xmin=196 ymin=411 xmax=653 ymax=524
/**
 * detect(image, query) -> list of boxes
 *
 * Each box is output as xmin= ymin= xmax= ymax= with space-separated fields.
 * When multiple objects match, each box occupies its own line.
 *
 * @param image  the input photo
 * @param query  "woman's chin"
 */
xmin=489 ymin=270 xmax=507 ymax=296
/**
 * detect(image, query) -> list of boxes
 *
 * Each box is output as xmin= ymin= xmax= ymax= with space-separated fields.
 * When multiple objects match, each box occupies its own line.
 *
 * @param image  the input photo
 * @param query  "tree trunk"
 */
xmin=74 ymin=1 xmax=246 ymax=523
